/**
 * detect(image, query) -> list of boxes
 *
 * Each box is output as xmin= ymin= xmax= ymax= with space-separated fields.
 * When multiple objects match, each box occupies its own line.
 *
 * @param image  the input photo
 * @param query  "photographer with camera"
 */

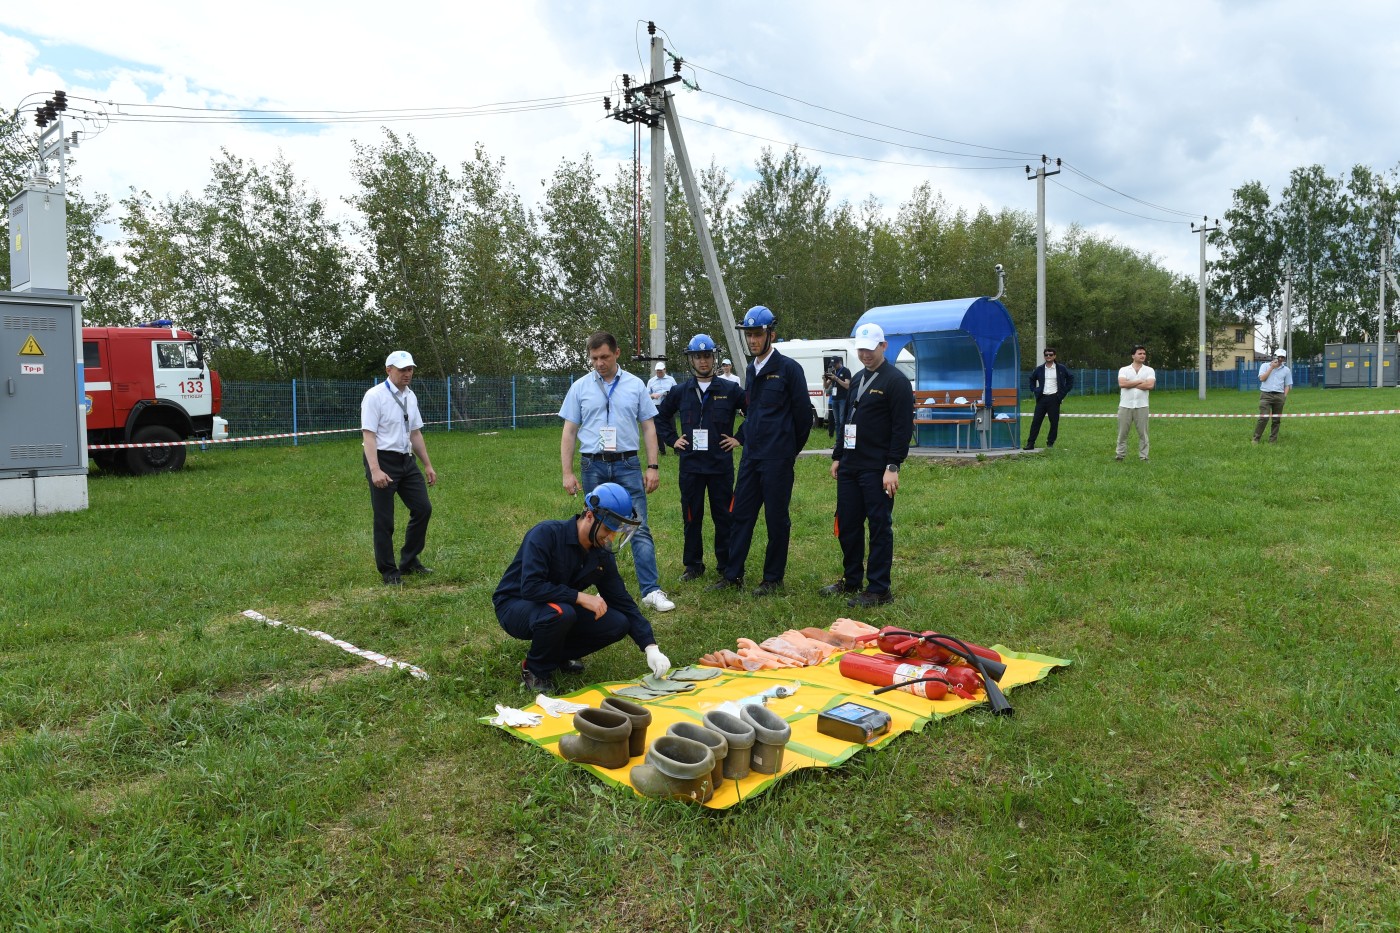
xmin=823 ymin=358 xmax=853 ymax=437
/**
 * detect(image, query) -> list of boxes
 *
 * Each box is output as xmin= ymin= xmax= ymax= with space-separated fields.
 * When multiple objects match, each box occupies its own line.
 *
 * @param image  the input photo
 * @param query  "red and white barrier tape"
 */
xmin=89 ymin=412 xmax=555 ymax=450
xmin=1061 ymin=409 xmax=1400 ymax=419
xmin=242 ymin=609 xmax=429 ymax=680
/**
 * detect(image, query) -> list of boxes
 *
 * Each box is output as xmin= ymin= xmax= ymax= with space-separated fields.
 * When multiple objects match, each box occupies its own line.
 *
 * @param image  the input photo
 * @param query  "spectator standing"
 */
xmin=1253 ymin=350 xmax=1293 ymax=444
xmin=1115 ymin=345 xmax=1156 ymax=462
xmin=1025 ymin=347 xmax=1075 ymax=449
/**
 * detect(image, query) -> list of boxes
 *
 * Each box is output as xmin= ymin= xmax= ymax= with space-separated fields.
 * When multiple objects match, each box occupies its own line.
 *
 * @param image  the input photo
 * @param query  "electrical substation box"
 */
xmin=8 ymin=180 xmax=69 ymax=293
xmin=0 ymin=290 xmax=88 ymax=516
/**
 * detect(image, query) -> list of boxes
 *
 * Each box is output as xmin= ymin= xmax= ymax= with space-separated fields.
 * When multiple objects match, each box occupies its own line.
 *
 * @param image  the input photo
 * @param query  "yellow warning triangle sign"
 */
xmin=18 ymin=334 xmax=44 ymax=356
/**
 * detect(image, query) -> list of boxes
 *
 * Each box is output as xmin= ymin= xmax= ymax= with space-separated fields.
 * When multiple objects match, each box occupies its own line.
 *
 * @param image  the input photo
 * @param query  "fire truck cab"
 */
xmin=82 ymin=321 xmax=226 ymax=474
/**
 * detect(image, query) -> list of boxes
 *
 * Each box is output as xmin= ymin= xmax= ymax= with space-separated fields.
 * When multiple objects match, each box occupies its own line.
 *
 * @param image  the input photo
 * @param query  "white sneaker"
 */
xmin=642 ymin=589 xmax=675 ymax=612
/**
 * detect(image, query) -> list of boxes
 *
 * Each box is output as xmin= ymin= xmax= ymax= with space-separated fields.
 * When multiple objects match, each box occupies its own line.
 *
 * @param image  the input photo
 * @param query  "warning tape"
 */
xmin=88 ymin=412 xmax=556 ymax=450
xmin=242 ymin=609 xmax=429 ymax=680
xmin=1061 ymin=409 xmax=1400 ymax=419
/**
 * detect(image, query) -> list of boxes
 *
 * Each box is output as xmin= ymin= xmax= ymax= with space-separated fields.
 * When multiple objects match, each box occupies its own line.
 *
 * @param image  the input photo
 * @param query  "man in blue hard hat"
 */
xmin=655 ymin=334 xmax=746 ymax=582
xmin=711 ymin=306 xmax=811 ymax=596
xmin=494 ymin=483 xmax=671 ymax=694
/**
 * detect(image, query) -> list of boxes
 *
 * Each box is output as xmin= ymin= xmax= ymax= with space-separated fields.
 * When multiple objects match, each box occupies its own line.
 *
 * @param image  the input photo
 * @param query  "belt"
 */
xmin=582 ymin=450 xmax=638 ymax=463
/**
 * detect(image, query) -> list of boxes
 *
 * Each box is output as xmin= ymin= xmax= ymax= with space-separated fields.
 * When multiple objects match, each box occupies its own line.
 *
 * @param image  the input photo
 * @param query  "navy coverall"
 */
xmin=494 ymin=518 xmax=656 ymax=678
xmin=722 ymin=349 xmax=812 ymax=585
xmin=655 ymin=376 xmax=746 ymax=576
xmin=832 ymin=361 xmax=914 ymax=596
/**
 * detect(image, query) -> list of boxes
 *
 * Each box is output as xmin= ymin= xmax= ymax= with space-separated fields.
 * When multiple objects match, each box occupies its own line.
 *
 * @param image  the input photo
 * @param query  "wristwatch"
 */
xmin=647 ymin=463 xmax=659 ymax=470
xmin=886 ymin=463 xmax=901 ymax=473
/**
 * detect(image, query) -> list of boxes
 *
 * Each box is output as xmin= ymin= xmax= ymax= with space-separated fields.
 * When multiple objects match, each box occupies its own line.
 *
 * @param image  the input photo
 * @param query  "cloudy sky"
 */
xmin=3 ymin=0 xmax=1398 ymax=281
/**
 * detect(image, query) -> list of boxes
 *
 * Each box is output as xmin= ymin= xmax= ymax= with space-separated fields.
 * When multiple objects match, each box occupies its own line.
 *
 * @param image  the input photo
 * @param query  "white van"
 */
xmin=770 ymin=337 xmax=916 ymax=426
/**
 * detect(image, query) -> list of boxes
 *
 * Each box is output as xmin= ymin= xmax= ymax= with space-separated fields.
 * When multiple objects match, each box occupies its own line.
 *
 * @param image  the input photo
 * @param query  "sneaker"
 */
xmin=819 ymin=581 xmax=859 ymax=597
xmin=560 ymin=659 xmax=586 ymax=674
xmin=642 ymin=589 xmax=676 ymax=612
xmin=382 ymin=571 xmax=403 ymax=586
xmin=708 ymin=578 xmax=743 ymax=592
xmin=679 ymin=567 xmax=705 ymax=582
xmin=847 ymin=591 xmax=894 ymax=608
xmin=752 ymin=580 xmax=784 ymax=597
xmin=521 ymin=667 xmax=556 ymax=693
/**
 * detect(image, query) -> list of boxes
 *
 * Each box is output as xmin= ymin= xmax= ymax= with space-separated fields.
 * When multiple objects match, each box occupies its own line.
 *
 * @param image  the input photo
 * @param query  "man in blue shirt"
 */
xmin=656 ymin=334 xmax=746 ymax=583
xmin=559 ymin=332 xmax=674 ymax=612
xmin=1253 ymin=349 xmax=1294 ymax=444
xmin=495 ymin=483 xmax=671 ymax=693
xmin=711 ymin=306 xmax=812 ymax=596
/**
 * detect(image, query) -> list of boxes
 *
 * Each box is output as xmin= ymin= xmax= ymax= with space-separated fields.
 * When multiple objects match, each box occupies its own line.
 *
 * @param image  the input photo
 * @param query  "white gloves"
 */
xmin=645 ymin=644 xmax=671 ymax=678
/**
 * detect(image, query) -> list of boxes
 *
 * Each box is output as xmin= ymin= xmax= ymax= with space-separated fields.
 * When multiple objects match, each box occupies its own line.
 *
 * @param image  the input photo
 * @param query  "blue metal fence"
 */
xmin=1014 ymin=362 xmax=1325 ymax=398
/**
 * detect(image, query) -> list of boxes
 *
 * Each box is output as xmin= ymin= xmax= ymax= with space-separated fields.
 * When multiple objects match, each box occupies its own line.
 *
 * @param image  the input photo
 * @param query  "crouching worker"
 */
xmin=494 ymin=483 xmax=671 ymax=693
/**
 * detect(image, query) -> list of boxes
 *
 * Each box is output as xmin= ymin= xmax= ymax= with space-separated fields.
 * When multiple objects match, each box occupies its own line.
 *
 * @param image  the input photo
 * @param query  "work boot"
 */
xmin=560 ymin=659 xmax=586 ymax=674
xmin=680 ymin=567 xmax=705 ymax=582
xmin=741 ymin=705 xmax=792 ymax=775
xmin=847 ymin=591 xmax=894 ymax=609
xmin=819 ymin=580 xmax=858 ymax=597
xmin=382 ymin=571 xmax=403 ymax=586
xmin=600 ymin=697 xmax=653 ymax=758
xmin=708 ymin=577 xmax=743 ymax=592
xmin=558 ymin=707 xmax=633 ymax=770
xmin=400 ymin=562 xmax=433 ymax=575
xmin=667 ymin=722 xmax=728 ymax=791
xmin=751 ymin=580 xmax=783 ymax=597
xmin=521 ymin=666 xmax=556 ymax=694
xmin=629 ymin=735 xmax=714 ymax=802
xmin=701 ymin=710 xmax=756 ymax=781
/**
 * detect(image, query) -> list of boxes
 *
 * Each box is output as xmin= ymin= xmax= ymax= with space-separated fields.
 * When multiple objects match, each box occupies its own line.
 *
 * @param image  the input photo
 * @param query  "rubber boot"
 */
xmin=741 ymin=705 xmax=792 ymax=775
xmin=601 ymin=696 xmax=653 ymax=758
xmin=558 ymin=707 xmax=632 ymax=770
xmin=702 ymin=710 xmax=755 ymax=781
xmin=630 ymin=735 xmax=714 ymax=802
xmin=667 ymin=722 xmax=728 ymax=791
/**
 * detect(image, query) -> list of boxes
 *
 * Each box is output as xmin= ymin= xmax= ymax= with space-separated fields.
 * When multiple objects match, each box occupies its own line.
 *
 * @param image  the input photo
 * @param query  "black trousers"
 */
xmin=1026 ymin=395 xmax=1064 ymax=448
xmin=835 ymin=467 xmax=895 ymax=594
xmin=723 ymin=457 xmax=795 ymax=584
xmin=679 ymin=467 xmax=734 ymax=573
xmin=365 ymin=450 xmax=432 ymax=575
xmin=496 ymin=598 xmax=633 ymax=677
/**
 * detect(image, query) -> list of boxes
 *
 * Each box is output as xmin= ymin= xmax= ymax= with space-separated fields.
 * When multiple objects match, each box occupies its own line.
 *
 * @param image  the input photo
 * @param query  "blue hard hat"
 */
xmin=586 ymin=483 xmax=637 ymax=532
xmin=686 ymin=333 xmax=717 ymax=354
xmin=741 ymin=306 xmax=776 ymax=329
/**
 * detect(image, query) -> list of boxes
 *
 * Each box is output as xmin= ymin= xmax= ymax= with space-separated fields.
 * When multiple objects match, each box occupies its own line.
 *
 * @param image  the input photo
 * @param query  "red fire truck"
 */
xmin=82 ymin=321 xmax=227 ymax=474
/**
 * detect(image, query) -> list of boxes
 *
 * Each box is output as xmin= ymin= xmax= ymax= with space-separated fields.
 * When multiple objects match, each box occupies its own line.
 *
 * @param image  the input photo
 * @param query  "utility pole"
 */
xmin=1379 ymin=230 xmax=1390 ymax=389
xmin=1191 ymin=216 xmax=1220 ymax=400
xmin=1025 ymin=156 xmax=1060 ymax=360
xmin=1281 ymin=265 xmax=1293 ymax=361
xmin=648 ymin=34 xmax=666 ymax=368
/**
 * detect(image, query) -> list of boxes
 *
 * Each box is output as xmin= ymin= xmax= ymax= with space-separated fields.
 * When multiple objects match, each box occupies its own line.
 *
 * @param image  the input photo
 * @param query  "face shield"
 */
xmin=590 ymin=503 xmax=642 ymax=553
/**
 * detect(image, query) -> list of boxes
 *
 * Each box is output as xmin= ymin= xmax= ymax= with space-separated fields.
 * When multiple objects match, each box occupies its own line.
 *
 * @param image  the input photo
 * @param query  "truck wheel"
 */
xmin=127 ymin=425 xmax=187 ymax=474
xmin=92 ymin=451 xmax=127 ymax=474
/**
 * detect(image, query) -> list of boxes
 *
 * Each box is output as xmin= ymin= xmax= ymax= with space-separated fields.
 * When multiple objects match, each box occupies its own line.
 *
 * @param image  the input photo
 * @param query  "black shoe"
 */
xmin=708 ymin=578 xmax=743 ymax=592
xmin=400 ymin=562 xmax=434 ymax=576
xmin=847 ymin=591 xmax=894 ymax=608
xmin=521 ymin=667 xmax=556 ymax=693
xmin=819 ymin=581 xmax=859 ymax=597
xmin=560 ymin=659 xmax=586 ymax=674
xmin=680 ymin=567 xmax=705 ymax=583
xmin=1023 ymin=445 xmax=1034 ymax=451
xmin=752 ymin=580 xmax=784 ymax=597
xmin=382 ymin=571 xmax=403 ymax=586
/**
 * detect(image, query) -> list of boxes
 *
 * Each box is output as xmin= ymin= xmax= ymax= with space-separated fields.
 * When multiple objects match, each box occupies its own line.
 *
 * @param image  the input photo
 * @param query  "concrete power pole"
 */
xmin=1281 ymin=267 xmax=1293 ymax=361
xmin=1379 ymin=232 xmax=1390 ymax=389
xmin=648 ymin=34 xmax=666 ymax=367
xmin=1191 ymin=216 xmax=1220 ymax=400
xmin=1025 ymin=156 xmax=1060 ymax=360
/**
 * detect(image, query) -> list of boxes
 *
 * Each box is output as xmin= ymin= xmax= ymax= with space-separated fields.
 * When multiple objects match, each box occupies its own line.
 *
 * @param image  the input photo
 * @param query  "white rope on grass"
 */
xmin=241 ymin=609 xmax=429 ymax=680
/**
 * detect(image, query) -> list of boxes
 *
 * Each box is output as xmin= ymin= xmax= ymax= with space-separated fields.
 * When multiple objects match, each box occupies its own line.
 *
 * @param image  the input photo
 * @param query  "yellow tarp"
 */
xmin=487 ymin=646 xmax=1070 ymax=809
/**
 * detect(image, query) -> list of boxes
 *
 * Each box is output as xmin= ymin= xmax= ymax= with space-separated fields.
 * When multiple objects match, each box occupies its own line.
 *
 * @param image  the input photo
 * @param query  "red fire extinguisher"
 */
xmin=839 ymin=652 xmax=981 ymax=700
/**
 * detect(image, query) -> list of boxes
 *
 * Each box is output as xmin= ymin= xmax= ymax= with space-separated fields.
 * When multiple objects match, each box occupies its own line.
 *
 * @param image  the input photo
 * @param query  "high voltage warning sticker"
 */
xmin=18 ymin=335 xmax=44 ymax=356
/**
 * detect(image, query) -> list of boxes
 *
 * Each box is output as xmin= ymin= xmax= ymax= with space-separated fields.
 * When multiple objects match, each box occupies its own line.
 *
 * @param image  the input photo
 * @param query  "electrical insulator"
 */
xmin=53 ymin=90 xmax=68 ymax=111
xmin=647 ymin=20 xmax=656 ymax=35
xmin=622 ymin=74 xmax=631 ymax=88
xmin=673 ymin=58 xmax=682 ymax=75
xmin=35 ymin=106 xmax=49 ymax=127
xmin=603 ymin=96 xmax=611 ymax=111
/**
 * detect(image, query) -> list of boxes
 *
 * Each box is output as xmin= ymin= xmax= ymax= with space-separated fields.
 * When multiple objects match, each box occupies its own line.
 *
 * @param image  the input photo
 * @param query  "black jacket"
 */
xmin=832 ymin=361 xmax=914 ymax=471
xmin=1030 ymin=363 xmax=1074 ymax=400
xmin=655 ymin=377 xmax=746 ymax=474
xmin=739 ymin=349 xmax=812 ymax=461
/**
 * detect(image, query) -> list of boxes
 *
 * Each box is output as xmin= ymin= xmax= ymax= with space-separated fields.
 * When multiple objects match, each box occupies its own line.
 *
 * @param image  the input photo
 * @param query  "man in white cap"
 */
xmin=718 ymin=358 xmax=741 ymax=383
xmin=647 ymin=362 xmax=677 ymax=401
xmin=1253 ymin=349 xmax=1293 ymax=444
xmin=822 ymin=322 xmax=913 ymax=608
xmin=361 ymin=351 xmax=437 ymax=585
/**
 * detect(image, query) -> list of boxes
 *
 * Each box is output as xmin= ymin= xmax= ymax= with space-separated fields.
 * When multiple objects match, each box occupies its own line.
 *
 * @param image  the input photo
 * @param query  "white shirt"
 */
xmin=361 ymin=380 xmax=424 ymax=453
xmin=1043 ymin=365 xmax=1058 ymax=395
xmin=1117 ymin=364 xmax=1155 ymax=409
xmin=751 ymin=350 xmax=774 ymax=376
xmin=719 ymin=371 xmax=741 ymax=383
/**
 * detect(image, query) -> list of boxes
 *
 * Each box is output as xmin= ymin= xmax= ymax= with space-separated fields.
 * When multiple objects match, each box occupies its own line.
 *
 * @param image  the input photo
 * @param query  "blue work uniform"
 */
xmin=722 ymin=348 xmax=812 ymax=585
xmin=655 ymin=376 xmax=746 ymax=575
xmin=494 ymin=517 xmax=656 ymax=678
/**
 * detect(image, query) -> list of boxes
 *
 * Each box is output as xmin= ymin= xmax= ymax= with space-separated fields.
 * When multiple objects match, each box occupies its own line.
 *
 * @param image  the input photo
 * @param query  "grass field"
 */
xmin=2 ymin=386 xmax=1398 ymax=931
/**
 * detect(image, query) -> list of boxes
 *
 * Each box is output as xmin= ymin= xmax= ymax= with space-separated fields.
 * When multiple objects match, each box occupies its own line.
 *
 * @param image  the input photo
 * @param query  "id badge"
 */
xmin=844 ymin=423 xmax=857 ymax=447
xmin=692 ymin=428 xmax=710 ymax=451
xmin=600 ymin=426 xmax=618 ymax=451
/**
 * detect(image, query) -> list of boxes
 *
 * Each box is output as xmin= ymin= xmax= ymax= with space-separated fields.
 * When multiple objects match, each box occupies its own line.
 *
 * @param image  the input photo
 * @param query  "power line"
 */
xmin=1060 ymin=160 xmax=1199 ymax=218
xmin=1049 ymin=178 xmax=1192 ymax=224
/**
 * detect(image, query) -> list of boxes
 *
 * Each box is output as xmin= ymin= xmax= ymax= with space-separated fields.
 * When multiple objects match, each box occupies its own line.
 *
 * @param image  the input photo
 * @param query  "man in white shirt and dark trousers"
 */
xmin=361 ymin=351 xmax=438 ymax=585
xmin=1253 ymin=350 xmax=1293 ymax=444
xmin=1025 ymin=347 xmax=1074 ymax=449
xmin=1116 ymin=344 xmax=1156 ymax=462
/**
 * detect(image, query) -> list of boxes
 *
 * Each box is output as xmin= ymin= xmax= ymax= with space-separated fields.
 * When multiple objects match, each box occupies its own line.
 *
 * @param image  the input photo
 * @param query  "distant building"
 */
xmin=1209 ymin=320 xmax=1258 ymax=370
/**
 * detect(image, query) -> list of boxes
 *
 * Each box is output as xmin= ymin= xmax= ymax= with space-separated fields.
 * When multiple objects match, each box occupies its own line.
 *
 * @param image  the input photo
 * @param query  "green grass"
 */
xmin=2 ymin=386 xmax=1398 ymax=931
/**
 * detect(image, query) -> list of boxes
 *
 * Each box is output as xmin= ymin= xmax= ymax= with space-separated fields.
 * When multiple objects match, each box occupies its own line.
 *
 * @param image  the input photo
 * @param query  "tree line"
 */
xmin=6 ymin=111 xmax=1391 ymax=378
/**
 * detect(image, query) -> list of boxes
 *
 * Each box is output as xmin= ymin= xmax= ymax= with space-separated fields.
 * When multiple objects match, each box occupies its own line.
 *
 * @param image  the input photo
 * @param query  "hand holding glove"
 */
xmin=645 ymin=644 xmax=671 ymax=678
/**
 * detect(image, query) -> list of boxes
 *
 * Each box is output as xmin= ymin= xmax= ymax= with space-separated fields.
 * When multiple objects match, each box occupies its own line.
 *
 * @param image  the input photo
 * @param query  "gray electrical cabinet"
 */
xmin=0 ymin=290 xmax=88 ymax=516
xmin=8 ymin=181 xmax=69 ymax=293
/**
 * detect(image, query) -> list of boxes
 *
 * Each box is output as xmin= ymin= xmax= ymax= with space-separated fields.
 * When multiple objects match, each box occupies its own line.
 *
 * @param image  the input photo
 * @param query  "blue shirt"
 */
xmin=1259 ymin=362 xmax=1293 ymax=393
xmin=493 ymin=517 xmax=656 ymax=649
xmin=559 ymin=368 xmax=657 ymax=454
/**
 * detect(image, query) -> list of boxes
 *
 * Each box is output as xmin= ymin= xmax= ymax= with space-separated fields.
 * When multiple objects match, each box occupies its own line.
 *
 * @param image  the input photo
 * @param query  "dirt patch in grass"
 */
xmin=215 ymin=661 xmax=379 ymax=703
xmin=81 ymin=771 xmax=167 ymax=816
